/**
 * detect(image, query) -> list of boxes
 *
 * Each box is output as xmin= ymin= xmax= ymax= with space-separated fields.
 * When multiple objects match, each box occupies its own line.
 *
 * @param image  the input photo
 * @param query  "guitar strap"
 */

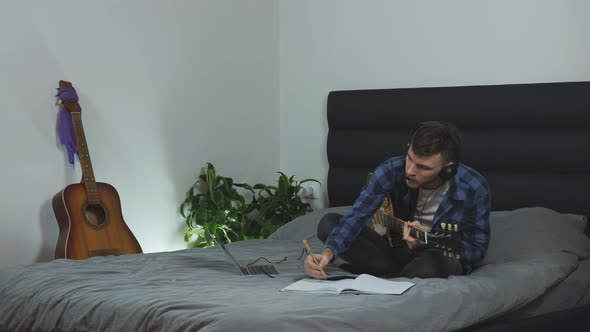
xmin=57 ymin=86 xmax=81 ymax=166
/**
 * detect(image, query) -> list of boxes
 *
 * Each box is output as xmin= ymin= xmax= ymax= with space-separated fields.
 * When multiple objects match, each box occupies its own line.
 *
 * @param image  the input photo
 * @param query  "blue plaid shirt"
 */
xmin=323 ymin=156 xmax=491 ymax=266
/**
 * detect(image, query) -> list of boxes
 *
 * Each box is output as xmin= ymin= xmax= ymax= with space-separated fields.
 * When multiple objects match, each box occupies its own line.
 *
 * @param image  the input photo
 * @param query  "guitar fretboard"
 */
xmin=379 ymin=212 xmax=428 ymax=242
xmin=71 ymin=112 xmax=100 ymax=204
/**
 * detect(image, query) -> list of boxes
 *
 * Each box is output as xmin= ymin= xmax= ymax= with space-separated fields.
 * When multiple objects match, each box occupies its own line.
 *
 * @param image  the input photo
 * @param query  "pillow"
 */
xmin=482 ymin=207 xmax=590 ymax=265
xmin=267 ymin=206 xmax=352 ymax=241
xmin=563 ymin=213 xmax=589 ymax=233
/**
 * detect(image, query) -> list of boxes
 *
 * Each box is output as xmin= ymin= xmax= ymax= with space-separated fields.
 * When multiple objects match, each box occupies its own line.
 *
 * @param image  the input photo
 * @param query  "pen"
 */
xmin=303 ymin=239 xmax=326 ymax=276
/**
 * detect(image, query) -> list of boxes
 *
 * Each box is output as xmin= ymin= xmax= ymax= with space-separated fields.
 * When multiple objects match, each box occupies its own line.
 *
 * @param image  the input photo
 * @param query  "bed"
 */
xmin=2 ymin=81 xmax=590 ymax=331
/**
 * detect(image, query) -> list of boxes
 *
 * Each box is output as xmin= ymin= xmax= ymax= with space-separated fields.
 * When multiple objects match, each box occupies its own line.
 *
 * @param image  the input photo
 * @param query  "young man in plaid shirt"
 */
xmin=305 ymin=121 xmax=491 ymax=279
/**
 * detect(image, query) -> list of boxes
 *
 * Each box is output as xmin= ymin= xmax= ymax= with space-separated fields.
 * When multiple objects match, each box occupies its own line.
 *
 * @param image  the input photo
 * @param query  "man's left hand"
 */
xmin=403 ymin=221 xmax=426 ymax=250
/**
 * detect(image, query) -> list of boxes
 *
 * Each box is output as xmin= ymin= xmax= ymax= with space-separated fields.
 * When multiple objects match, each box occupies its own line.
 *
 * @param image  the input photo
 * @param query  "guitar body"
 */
xmin=369 ymin=195 xmax=395 ymax=236
xmin=52 ymin=182 xmax=143 ymax=259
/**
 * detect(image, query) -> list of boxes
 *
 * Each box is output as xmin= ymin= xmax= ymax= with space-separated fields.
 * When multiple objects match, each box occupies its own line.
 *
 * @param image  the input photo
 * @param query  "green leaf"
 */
xmin=211 ymin=191 xmax=224 ymax=207
xmin=195 ymin=203 xmax=208 ymax=224
xmin=278 ymin=173 xmax=289 ymax=197
xmin=184 ymin=228 xmax=205 ymax=242
xmin=287 ymin=186 xmax=295 ymax=197
xmin=225 ymin=177 xmax=234 ymax=187
xmin=179 ymin=202 xmax=187 ymax=218
xmin=252 ymin=183 xmax=267 ymax=190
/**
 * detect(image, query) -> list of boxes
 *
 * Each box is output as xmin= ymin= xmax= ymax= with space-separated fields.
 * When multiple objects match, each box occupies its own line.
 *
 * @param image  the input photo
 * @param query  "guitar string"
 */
xmin=385 ymin=213 xmax=424 ymax=242
xmin=382 ymin=178 xmax=442 ymax=243
xmin=72 ymin=113 xmax=92 ymax=256
xmin=381 ymin=181 xmax=460 ymax=254
xmin=75 ymin=112 xmax=117 ymax=257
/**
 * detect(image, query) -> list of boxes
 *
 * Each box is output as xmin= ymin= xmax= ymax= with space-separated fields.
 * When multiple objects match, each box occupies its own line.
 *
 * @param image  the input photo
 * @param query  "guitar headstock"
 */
xmin=57 ymin=80 xmax=81 ymax=113
xmin=426 ymin=222 xmax=462 ymax=259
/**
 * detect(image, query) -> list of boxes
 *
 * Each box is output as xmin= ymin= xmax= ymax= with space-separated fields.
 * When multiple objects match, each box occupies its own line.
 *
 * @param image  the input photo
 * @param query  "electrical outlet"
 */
xmin=302 ymin=182 xmax=321 ymax=199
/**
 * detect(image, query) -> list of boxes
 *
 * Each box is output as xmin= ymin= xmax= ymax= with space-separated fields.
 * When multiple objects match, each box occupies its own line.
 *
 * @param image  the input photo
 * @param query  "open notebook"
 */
xmin=280 ymin=274 xmax=414 ymax=295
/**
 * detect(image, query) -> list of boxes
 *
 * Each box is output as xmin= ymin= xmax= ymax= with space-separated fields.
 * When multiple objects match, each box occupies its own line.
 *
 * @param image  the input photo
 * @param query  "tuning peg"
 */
xmin=443 ymin=251 xmax=448 ymax=257
xmin=454 ymin=224 xmax=458 ymax=232
xmin=57 ymin=99 xmax=63 ymax=105
xmin=455 ymin=254 xmax=461 ymax=260
xmin=441 ymin=222 xmax=446 ymax=230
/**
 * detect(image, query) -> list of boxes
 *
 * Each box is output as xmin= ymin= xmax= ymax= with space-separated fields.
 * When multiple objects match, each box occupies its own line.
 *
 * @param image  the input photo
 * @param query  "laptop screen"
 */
xmin=208 ymin=230 xmax=244 ymax=273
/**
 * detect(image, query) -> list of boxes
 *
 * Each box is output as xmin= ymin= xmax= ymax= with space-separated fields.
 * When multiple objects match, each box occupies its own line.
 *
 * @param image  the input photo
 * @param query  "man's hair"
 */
xmin=409 ymin=121 xmax=461 ymax=163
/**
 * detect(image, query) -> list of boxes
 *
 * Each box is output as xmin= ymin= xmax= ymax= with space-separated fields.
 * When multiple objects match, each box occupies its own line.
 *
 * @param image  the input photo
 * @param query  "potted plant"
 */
xmin=180 ymin=163 xmax=321 ymax=247
xmin=251 ymin=172 xmax=320 ymax=238
xmin=180 ymin=162 xmax=257 ymax=248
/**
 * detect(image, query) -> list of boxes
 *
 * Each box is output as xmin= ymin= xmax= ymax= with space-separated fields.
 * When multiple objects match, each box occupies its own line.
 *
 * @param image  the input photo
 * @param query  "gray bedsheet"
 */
xmin=0 ymin=238 xmax=581 ymax=332
xmin=492 ymin=257 xmax=590 ymax=322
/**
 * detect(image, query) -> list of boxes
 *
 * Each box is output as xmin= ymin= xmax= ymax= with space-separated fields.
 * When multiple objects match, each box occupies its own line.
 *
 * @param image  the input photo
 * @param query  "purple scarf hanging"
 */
xmin=57 ymin=87 xmax=80 ymax=166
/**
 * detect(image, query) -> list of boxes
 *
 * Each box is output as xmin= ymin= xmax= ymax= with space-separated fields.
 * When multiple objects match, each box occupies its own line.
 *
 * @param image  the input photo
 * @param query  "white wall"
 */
xmin=278 ymin=0 xmax=590 ymax=208
xmin=0 ymin=1 xmax=278 ymax=267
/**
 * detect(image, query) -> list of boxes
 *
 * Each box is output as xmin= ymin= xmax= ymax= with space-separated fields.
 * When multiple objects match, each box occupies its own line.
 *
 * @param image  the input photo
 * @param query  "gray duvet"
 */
xmin=1 ymin=207 xmax=589 ymax=332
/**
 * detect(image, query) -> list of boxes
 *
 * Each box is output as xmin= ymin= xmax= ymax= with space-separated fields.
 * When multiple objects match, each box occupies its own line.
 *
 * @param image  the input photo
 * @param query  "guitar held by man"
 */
xmin=368 ymin=195 xmax=461 ymax=259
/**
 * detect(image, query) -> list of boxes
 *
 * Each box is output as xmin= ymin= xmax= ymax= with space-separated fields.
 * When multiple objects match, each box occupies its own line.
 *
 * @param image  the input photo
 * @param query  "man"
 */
xmin=305 ymin=121 xmax=491 ymax=279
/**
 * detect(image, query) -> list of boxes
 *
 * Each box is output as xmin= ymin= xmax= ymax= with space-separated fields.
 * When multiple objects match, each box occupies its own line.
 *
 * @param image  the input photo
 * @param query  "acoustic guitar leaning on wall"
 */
xmin=52 ymin=80 xmax=142 ymax=260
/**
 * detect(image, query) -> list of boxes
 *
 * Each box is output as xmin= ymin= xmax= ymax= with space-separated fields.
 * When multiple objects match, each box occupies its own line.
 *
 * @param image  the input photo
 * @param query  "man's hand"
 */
xmin=304 ymin=248 xmax=333 ymax=279
xmin=403 ymin=221 xmax=426 ymax=250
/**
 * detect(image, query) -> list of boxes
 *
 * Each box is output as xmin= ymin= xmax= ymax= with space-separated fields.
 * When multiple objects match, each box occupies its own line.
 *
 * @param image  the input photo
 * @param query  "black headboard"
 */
xmin=327 ymin=81 xmax=590 ymax=219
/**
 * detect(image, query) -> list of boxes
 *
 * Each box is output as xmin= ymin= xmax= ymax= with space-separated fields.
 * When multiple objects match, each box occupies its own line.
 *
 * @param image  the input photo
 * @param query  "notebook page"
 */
xmin=350 ymin=274 xmax=414 ymax=295
xmin=280 ymin=278 xmax=356 ymax=294
xmin=280 ymin=274 xmax=414 ymax=295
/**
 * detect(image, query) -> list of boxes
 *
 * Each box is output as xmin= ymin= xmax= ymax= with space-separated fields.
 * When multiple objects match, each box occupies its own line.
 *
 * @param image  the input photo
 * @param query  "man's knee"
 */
xmin=317 ymin=213 xmax=342 ymax=242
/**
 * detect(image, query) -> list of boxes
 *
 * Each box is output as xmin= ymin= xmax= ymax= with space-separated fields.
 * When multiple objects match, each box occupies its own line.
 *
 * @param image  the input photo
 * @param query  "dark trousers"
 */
xmin=317 ymin=213 xmax=463 ymax=278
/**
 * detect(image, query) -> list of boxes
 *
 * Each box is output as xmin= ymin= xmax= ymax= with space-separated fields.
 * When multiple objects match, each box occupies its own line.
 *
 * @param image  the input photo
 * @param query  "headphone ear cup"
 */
xmin=439 ymin=164 xmax=458 ymax=180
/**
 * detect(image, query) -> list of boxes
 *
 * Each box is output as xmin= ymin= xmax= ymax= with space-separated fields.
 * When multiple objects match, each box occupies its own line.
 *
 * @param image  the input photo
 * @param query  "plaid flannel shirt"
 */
xmin=323 ymin=156 xmax=491 ymax=266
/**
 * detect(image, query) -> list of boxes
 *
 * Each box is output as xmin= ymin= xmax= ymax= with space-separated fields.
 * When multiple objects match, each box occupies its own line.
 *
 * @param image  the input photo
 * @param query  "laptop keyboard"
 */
xmin=246 ymin=265 xmax=279 ymax=275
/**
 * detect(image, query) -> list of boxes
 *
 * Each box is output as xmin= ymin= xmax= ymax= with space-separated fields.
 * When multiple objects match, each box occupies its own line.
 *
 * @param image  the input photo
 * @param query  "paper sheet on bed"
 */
xmin=281 ymin=273 xmax=415 ymax=295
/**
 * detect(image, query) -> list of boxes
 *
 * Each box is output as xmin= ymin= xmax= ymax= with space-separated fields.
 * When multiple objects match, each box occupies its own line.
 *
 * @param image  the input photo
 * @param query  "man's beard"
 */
xmin=405 ymin=176 xmax=418 ymax=187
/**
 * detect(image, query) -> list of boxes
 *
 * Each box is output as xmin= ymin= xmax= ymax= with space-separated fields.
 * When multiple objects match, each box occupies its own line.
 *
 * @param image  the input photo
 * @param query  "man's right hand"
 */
xmin=304 ymin=249 xmax=333 ymax=279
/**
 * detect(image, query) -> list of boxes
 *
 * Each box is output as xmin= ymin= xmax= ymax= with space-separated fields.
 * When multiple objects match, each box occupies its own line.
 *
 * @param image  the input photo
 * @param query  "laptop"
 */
xmin=208 ymin=230 xmax=279 ymax=275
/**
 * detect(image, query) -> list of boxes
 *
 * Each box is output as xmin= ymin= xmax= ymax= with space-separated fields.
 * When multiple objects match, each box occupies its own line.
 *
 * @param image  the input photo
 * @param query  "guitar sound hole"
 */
xmin=85 ymin=204 xmax=107 ymax=227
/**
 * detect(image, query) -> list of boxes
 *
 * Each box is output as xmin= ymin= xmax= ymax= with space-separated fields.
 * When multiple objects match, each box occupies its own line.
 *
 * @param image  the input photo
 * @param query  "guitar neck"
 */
xmin=380 ymin=213 xmax=427 ymax=242
xmin=71 ymin=112 xmax=100 ymax=204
